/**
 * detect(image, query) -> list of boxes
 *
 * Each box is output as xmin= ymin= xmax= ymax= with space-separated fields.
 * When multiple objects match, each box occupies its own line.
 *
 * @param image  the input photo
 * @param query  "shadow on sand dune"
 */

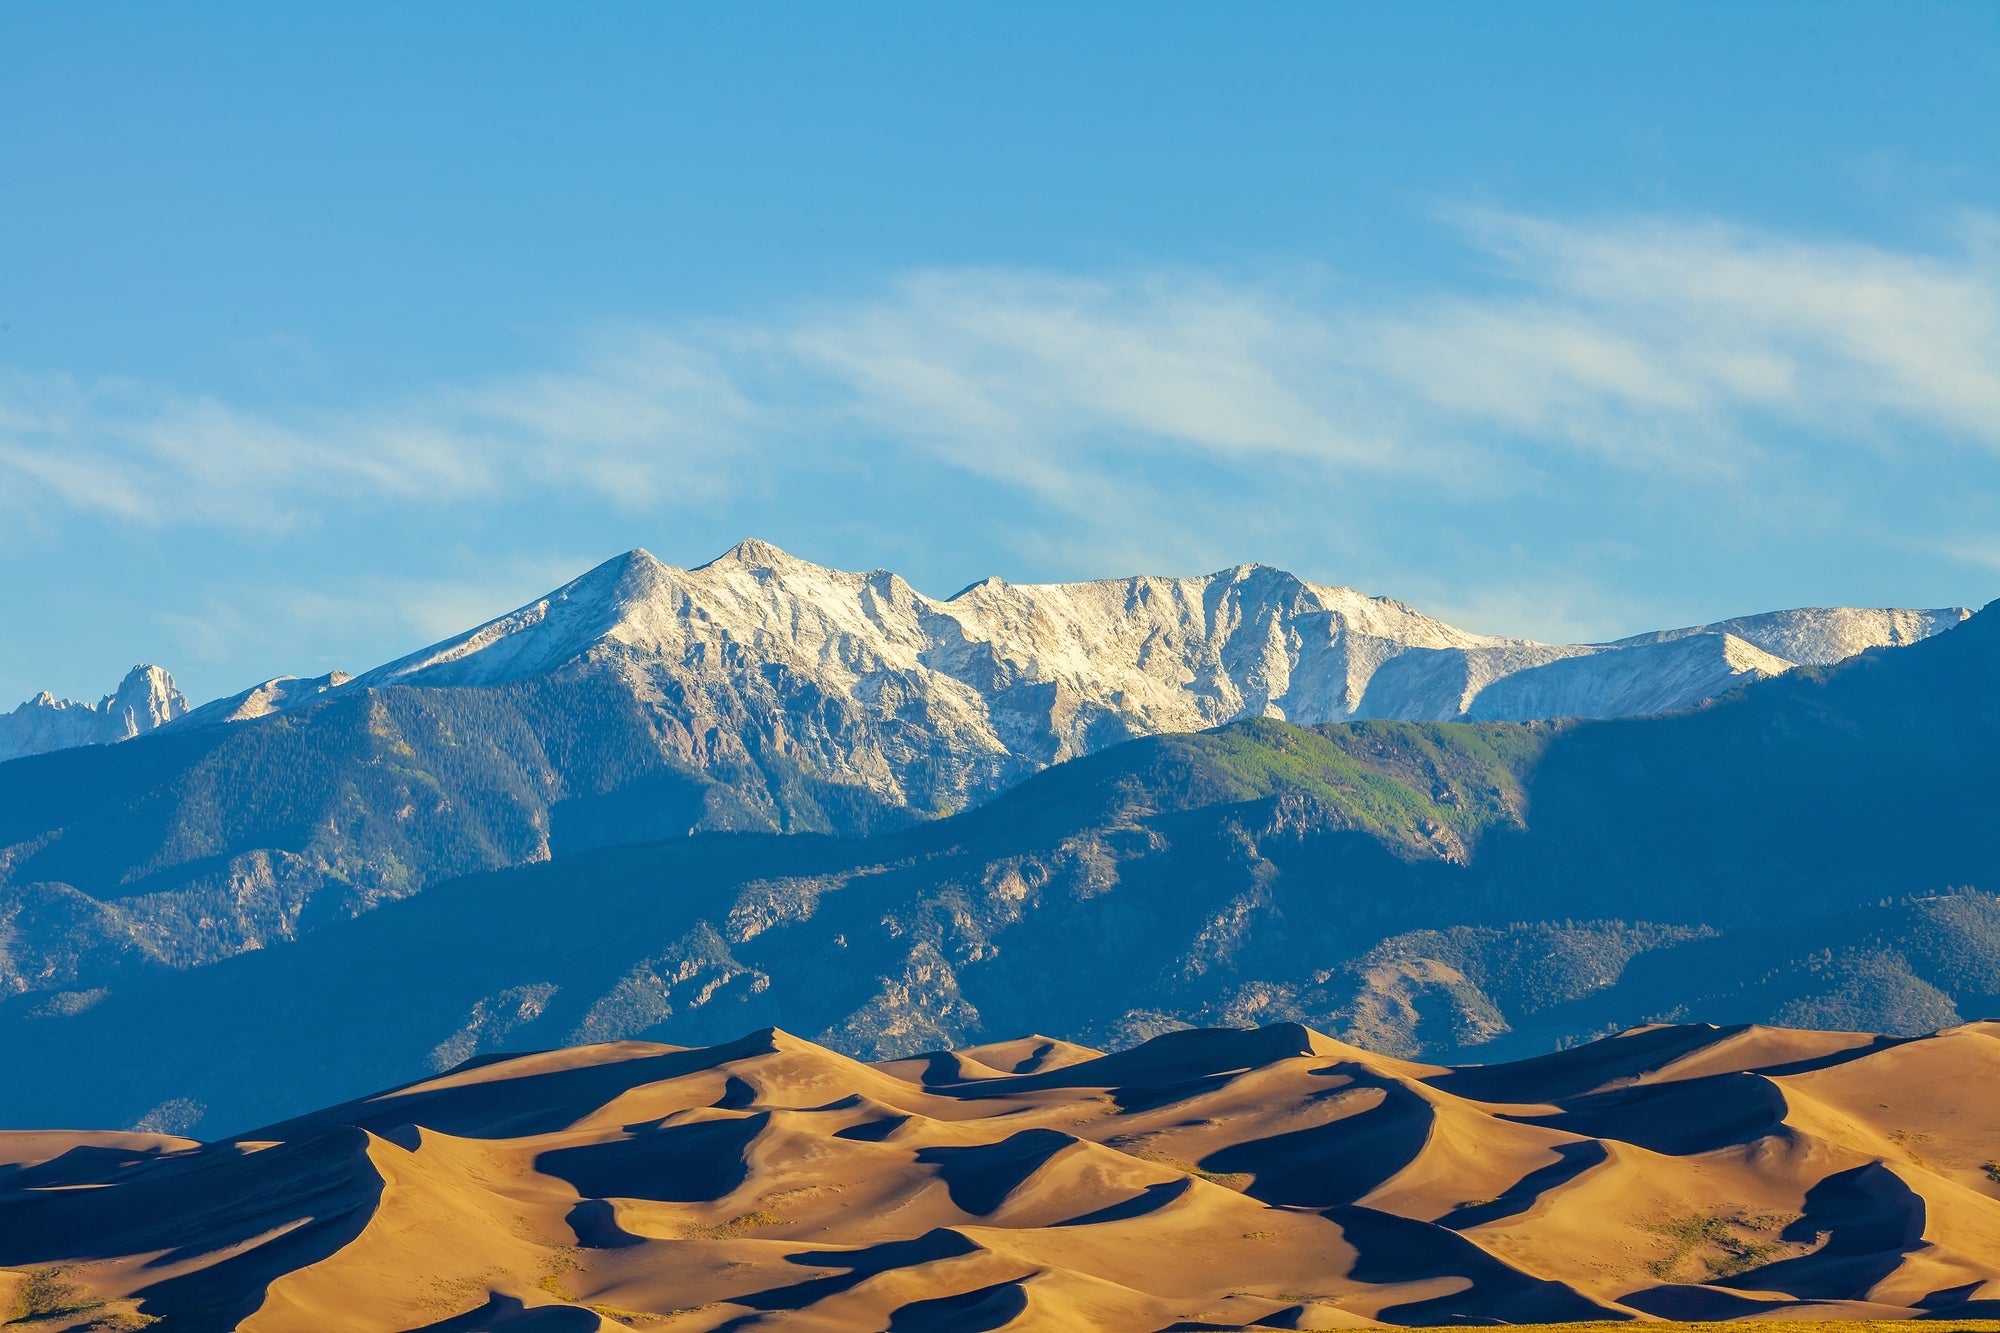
xmin=533 ymin=1111 xmax=767 ymax=1203
xmin=1501 ymin=1071 xmax=1791 ymax=1155
xmin=886 ymin=1278 xmax=1031 ymax=1332
xmin=1335 ymin=1204 xmax=1624 ymax=1324
xmin=1201 ymin=1075 xmax=1433 ymax=1207
xmin=915 ymin=1127 xmax=1074 ymax=1215
xmin=5 ymin=1018 xmax=1997 ymax=1329
xmin=1442 ymin=1140 xmax=1609 ymax=1230
xmin=411 ymin=1293 xmax=605 ymax=1331
xmin=1721 ymin=1162 xmax=1927 ymax=1300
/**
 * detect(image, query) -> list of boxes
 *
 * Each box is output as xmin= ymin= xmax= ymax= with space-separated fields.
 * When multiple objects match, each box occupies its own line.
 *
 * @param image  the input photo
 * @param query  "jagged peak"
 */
xmin=13 ymin=666 xmax=185 ymax=719
xmin=106 ymin=663 xmax=186 ymax=707
xmin=696 ymin=538 xmax=809 ymax=573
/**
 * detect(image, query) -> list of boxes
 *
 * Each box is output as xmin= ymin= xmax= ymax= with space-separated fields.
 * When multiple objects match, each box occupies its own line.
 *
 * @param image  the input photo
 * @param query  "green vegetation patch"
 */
xmin=1169 ymin=717 xmax=1552 ymax=854
xmin=1108 ymin=1141 xmax=1252 ymax=1191
xmin=1645 ymin=1211 xmax=1791 ymax=1279
xmin=681 ymin=1210 xmax=782 ymax=1240
xmin=6 ymin=1267 xmax=101 ymax=1323
xmin=535 ymin=1246 xmax=580 ymax=1302
xmin=586 ymin=1303 xmax=693 ymax=1325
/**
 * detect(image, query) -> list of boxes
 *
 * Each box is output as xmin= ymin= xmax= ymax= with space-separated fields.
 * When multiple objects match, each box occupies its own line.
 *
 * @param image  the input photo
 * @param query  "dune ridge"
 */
xmin=3 ymin=1021 xmax=2000 ymax=1331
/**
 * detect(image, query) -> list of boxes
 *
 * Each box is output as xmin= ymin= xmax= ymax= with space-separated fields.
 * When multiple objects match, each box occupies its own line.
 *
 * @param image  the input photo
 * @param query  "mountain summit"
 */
xmin=0 ymin=664 xmax=187 ymax=763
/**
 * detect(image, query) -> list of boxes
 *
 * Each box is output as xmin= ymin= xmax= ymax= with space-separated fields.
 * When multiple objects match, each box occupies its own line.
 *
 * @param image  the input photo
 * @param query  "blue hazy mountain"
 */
xmin=3 ymin=595 xmax=1996 ymax=1136
xmin=0 ymin=544 xmax=1966 ymax=1007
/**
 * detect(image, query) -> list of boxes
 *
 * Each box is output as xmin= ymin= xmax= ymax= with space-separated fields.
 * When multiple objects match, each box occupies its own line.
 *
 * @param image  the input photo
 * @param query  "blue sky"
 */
xmin=4 ymin=2 xmax=1999 ymax=706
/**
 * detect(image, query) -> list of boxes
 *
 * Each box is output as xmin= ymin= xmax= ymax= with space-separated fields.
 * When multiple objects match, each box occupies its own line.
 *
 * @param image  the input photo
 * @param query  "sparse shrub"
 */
xmin=681 ymin=1210 xmax=782 ymax=1240
xmin=10 ymin=1267 xmax=92 ymax=1320
xmin=536 ymin=1246 xmax=580 ymax=1302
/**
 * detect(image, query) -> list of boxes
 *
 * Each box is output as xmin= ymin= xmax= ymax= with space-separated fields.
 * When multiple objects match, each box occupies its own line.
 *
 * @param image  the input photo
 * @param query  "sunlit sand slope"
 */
xmin=4 ymin=1021 xmax=2000 ymax=1331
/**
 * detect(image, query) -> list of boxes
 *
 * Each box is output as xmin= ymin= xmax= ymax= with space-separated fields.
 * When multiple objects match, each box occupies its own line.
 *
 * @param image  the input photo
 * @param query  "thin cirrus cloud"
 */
xmin=1 ymin=209 xmax=1995 ymax=535
xmin=1367 ymin=210 xmax=2000 ymax=465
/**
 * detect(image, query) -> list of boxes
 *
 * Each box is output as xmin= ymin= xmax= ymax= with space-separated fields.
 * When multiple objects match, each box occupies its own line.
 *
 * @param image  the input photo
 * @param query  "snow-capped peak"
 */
xmin=0 ymin=665 xmax=189 ymax=763
xmin=173 ymin=541 xmax=1969 ymax=810
xmin=5 ymin=546 xmax=1978 ymax=810
xmin=698 ymin=537 xmax=806 ymax=572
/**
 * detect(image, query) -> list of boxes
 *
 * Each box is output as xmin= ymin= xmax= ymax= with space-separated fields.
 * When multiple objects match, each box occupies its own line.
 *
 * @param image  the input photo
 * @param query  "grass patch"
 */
xmin=1645 ymin=1212 xmax=1789 ymax=1279
xmin=1177 ymin=718 xmax=1550 ymax=854
xmin=418 ymin=1272 xmax=501 ymax=1316
xmin=7 ymin=1268 xmax=101 ymax=1323
xmin=1984 ymin=1160 xmax=2000 ymax=1185
xmin=757 ymin=1184 xmax=845 ymax=1207
xmin=536 ymin=1246 xmax=580 ymax=1303
xmin=585 ymin=1304 xmax=688 ymax=1326
xmin=1112 ymin=1144 xmax=1253 ymax=1191
xmin=536 ymin=1275 xmax=579 ymax=1302
xmin=681 ymin=1210 xmax=782 ymax=1240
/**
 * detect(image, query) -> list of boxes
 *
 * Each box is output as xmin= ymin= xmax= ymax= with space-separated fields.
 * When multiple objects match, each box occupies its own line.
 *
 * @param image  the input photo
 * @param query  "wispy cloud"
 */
xmin=1374 ymin=210 xmax=2000 ymax=464
xmin=2 ymin=209 xmax=1996 ymax=540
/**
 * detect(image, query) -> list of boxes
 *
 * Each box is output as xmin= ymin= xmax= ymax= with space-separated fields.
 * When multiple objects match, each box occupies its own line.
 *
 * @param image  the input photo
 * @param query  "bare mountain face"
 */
xmin=0 ymin=665 xmax=187 ymax=763
xmin=181 ymin=539 xmax=1968 ymax=809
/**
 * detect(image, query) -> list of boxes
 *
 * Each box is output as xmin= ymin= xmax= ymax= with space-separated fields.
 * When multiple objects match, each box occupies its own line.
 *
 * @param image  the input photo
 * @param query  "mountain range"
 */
xmin=0 ymin=544 xmax=1970 ymax=1019
xmin=3 ymin=564 xmax=1999 ymax=1137
xmin=4 ymin=542 xmax=1968 ymax=780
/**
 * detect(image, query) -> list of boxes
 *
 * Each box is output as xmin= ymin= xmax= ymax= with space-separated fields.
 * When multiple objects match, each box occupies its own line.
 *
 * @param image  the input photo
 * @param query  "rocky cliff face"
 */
xmin=0 ymin=665 xmax=187 ymax=763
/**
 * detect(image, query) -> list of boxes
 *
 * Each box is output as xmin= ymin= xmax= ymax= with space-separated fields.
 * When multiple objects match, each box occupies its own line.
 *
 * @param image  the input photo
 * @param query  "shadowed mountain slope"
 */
xmin=4 ymin=1021 xmax=1999 ymax=1331
xmin=0 ymin=545 xmax=1969 ymax=1009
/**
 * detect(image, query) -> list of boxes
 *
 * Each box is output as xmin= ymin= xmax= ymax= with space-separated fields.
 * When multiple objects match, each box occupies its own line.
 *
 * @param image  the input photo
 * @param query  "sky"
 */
xmin=3 ymin=1 xmax=1999 ymax=707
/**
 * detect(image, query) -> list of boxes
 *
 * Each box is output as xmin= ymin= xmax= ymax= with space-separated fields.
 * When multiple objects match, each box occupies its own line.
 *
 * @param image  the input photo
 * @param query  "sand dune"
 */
xmin=3 ymin=1022 xmax=2000 ymax=1330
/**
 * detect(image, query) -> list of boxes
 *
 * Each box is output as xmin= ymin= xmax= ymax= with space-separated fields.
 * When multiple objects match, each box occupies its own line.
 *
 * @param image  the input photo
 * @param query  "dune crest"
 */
xmin=3 ymin=1021 xmax=2000 ymax=1330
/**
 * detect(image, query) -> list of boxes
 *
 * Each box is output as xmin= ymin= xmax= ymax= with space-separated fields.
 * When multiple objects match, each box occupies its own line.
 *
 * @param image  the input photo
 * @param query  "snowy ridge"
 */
xmin=319 ymin=540 xmax=1967 ymax=807
xmin=1607 ymin=605 xmax=1969 ymax=662
xmin=0 ymin=665 xmax=188 ymax=763
xmin=176 ymin=670 xmax=355 ymax=728
xmin=10 ymin=545 xmax=1972 ymax=808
